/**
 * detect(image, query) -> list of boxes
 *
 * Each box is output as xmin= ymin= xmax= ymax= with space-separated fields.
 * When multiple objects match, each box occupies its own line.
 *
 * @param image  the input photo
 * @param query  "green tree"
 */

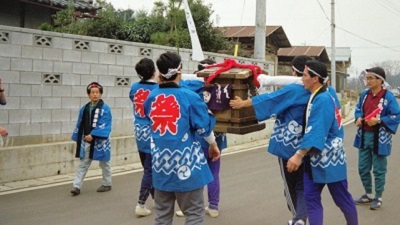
xmin=148 ymin=0 xmax=230 ymax=52
xmin=39 ymin=0 xmax=88 ymax=35
xmin=40 ymin=0 xmax=231 ymax=55
xmin=85 ymin=2 xmax=123 ymax=39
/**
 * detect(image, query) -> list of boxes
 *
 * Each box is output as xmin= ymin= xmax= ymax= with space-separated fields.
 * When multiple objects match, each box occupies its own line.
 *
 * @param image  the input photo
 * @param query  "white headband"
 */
xmin=365 ymin=71 xmax=385 ymax=82
xmin=160 ymin=63 xmax=181 ymax=79
xmin=292 ymin=66 xmax=303 ymax=74
xmin=306 ymin=66 xmax=329 ymax=84
xmin=364 ymin=70 xmax=390 ymax=88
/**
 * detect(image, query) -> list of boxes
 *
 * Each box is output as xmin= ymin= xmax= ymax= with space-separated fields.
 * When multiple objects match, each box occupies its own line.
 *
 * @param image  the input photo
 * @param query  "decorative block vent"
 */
xmin=0 ymin=31 xmax=10 ymax=43
xmin=109 ymin=44 xmax=123 ymax=54
xmin=238 ymin=60 xmax=246 ymax=64
xmin=34 ymin=36 xmax=52 ymax=47
xmin=139 ymin=48 xmax=152 ymax=57
xmin=116 ymin=77 xmax=130 ymax=86
xmin=207 ymin=56 xmax=216 ymax=60
xmin=74 ymin=40 xmax=90 ymax=50
xmin=43 ymin=73 xmax=61 ymax=84
xmin=263 ymin=63 xmax=270 ymax=69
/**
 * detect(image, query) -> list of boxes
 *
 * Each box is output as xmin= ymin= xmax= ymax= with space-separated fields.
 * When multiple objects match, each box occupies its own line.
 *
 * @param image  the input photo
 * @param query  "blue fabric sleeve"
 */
xmin=71 ymin=106 xmax=84 ymax=141
xmin=252 ymin=84 xmax=302 ymax=121
xmin=381 ymin=92 xmax=400 ymax=134
xmin=354 ymin=90 xmax=367 ymax=119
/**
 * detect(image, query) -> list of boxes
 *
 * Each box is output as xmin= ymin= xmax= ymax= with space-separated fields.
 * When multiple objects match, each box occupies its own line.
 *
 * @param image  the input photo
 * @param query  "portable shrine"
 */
xmin=197 ymin=61 xmax=267 ymax=135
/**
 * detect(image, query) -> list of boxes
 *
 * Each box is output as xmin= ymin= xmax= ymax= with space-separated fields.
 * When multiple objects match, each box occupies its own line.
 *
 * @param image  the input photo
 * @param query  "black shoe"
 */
xmin=71 ymin=187 xmax=80 ymax=196
xmin=96 ymin=185 xmax=112 ymax=192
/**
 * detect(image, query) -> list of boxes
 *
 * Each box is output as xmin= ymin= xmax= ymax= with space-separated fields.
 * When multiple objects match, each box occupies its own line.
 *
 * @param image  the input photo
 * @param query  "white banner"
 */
xmin=182 ymin=0 xmax=204 ymax=61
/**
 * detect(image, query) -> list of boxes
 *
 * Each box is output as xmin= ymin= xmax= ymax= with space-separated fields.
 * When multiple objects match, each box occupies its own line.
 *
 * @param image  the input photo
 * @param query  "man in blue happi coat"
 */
xmin=287 ymin=60 xmax=358 ymax=225
xmin=353 ymin=67 xmax=400 ymax=210
xmin=71 ymin=82 xmax=112 ymax=196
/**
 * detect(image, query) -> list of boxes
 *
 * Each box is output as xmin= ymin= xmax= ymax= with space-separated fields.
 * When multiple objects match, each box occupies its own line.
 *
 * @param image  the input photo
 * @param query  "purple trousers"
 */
xmin=202 ymin=147 xmax=221 ymax=210
xmin=304 ymin=173 xmax=358 ymax=225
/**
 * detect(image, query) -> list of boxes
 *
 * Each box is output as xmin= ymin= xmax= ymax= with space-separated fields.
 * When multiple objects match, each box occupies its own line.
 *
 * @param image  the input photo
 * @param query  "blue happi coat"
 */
xmin=144 ymin=82 xmax=216 ymax=192
xmin=180 ymin=79 xmax=227 ymax=150
xmin=252 ymin=84 xmax=309 ymax=159
xmin=72 ymin=101 xmax=112 ymax=161
xmin=353 ymin=89 xmax=400 ymax=156
xmin=129 ymin=81 xmax=158 ymax=154
xmin=252 ymin=84 xmax=339 ymax=161
xmin=300 ymin=87 xmax=347 ymax=184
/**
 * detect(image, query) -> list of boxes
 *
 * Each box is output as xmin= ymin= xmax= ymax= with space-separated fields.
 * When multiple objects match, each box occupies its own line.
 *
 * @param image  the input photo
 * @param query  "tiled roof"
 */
xmin=218 ymin=26 xmax=280 ymax=38
xmin=277 ymin=46 xmax=330 ymax=63
xmin=218 ymin=26 xmax=291 ymax=48
xmin=23 ymin=0 xmax=101 ymax=12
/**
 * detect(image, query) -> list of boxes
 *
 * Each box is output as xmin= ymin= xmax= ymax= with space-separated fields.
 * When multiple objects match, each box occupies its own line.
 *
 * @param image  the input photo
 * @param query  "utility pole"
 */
xmin=331 ymin=0 xmax=336 ymax=91
xmin=254 ymin=0 xmax=266 ymax=61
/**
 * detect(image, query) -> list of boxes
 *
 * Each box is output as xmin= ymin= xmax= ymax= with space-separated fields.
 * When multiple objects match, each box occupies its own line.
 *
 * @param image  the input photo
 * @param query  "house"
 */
xmin=277 ymin=46 xmax=330 ymax=74
xmin=326 ymin=47 xmax=351 ymax=91
xmin=278 ymin=46 xmax=351 ymax=92
xmin=218 ymin=26 xmax=291 ymax=74
xmin=0 ymin=0 xmax=101 ymax=29
xmin=219 ymin=26 xmax=351 ymax=92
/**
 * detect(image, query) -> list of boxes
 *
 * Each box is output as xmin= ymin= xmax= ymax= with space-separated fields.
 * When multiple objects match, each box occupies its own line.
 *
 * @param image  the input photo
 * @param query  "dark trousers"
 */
xmin=279 ymin=158 xmax=307 ymax=222
xmin=138 ymin=151 xmax=154 ymax=205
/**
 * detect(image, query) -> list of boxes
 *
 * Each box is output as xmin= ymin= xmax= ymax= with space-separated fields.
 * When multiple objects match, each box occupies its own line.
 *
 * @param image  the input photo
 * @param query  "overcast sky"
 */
xmin=107 ymin=0 xmax=400 ymax=76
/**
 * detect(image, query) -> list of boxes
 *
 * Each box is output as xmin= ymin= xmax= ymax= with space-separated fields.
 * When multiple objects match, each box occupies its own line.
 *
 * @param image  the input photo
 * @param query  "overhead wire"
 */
xmin=315 ymin=0 xmax=331 ymax=22
xmin=336 ymin=26 xmax=400 ymax=54
xmin=314 ymin=0 xmax=400 ymax=54
xmin=375 ymin=0 xmax=400 ymax=18
xmin=380 ymin=0 xmax=400 ymax=14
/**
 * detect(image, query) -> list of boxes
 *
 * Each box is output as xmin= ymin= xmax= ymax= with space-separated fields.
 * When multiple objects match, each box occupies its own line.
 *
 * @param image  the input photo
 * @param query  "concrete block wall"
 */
xmin=0 ymin=25 xmax=275 ymax=183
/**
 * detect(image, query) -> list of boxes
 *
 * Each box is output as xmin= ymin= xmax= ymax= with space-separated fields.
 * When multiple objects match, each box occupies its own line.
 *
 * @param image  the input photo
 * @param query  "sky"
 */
xmin=106 ymin=0 xmax=400 ymax=76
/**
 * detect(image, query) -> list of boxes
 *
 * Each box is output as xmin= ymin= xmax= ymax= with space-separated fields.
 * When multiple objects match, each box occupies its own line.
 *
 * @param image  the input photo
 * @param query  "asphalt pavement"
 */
xmin=1 ymin=117 xmax=400 ymax=225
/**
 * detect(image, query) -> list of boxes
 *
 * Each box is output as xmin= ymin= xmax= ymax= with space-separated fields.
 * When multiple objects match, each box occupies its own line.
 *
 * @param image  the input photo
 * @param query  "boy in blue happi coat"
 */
xmin=144 ymin=52 xmax=220 ymax=225
xmin=71 ymin=82 xmax=112 ymax=196
xmin=129 ymin=58 xmax=158 ymax=216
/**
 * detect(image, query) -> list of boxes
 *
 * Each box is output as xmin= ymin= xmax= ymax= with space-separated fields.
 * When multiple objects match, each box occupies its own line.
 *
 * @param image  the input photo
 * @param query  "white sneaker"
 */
xmin=175 ymin=210 xmax=185 ymax=217
xmin=135 ymin=205 xmax=151 ymax=217
xmin=205 ymin=207 xmax=219 ymax=218
xmin=288 ymin=219 xmax=305 ymax=225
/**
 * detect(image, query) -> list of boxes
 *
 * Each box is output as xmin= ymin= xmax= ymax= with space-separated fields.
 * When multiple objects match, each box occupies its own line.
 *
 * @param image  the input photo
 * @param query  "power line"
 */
xmin=315 ymin=0 xmax=331 ymax=22
xmin=376 ymin=0 xmax=400 ymax=18
xmin=310 ymin=25 xmax=330 ymax=43
xmin=351 ymin=46 xmax=400 ymax=49
xmin=380 ymin=0 xmax=400 ymax=14
xmin=313 ymin=0 xmax=400 ymax=54
xmin=336 ymin=26 xmax=400 ymax=54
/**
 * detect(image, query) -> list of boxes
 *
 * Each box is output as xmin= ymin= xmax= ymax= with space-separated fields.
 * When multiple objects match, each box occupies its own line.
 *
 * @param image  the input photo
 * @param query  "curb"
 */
xmin=0 ymin=111 xmax=355 ymax=196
